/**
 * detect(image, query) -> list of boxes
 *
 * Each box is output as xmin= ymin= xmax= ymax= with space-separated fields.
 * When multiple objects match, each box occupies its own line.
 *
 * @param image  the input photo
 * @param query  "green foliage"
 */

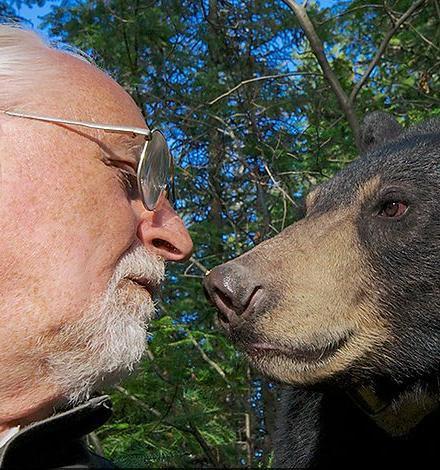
xmin=22 ymin=0 xmax=439 ymax=466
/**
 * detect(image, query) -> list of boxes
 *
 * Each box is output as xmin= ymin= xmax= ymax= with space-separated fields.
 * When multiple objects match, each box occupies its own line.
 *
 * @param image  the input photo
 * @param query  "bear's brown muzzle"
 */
xmin=203 ymin=200 xmax=390 ymax=385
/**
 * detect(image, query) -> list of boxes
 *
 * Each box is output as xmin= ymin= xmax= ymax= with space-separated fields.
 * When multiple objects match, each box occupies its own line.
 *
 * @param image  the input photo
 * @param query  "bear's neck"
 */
xmin=347 ymin=381 xmax=440 ymax=437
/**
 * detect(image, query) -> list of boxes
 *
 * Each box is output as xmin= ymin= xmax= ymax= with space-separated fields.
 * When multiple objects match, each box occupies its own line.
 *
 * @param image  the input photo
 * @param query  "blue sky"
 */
xmin=19 ymin=0 xmax=338 ymax=33
xmin=18 ymin=1 xmax=53 ymax=25
xmin=17 ymin=0 xmax=55 ymax=37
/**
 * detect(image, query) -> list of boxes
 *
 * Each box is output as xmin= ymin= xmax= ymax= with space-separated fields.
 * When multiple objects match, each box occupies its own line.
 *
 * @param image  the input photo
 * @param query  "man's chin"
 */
xmin=46 ymin=286 xmax=155 ymax=405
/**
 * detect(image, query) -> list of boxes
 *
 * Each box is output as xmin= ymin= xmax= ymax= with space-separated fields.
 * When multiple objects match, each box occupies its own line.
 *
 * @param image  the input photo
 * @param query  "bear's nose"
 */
xmin=203 ymin=262 xmax=263 ymax=328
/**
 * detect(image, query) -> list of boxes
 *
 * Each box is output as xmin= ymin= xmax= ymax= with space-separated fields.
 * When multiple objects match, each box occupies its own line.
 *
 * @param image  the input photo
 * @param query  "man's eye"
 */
xmin=117 ymin=170 xmax=139 ymax=200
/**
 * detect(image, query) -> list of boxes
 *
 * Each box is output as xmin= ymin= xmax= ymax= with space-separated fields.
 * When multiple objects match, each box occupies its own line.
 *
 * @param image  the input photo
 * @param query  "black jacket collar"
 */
xmin=0 ymin=395 xmax=116 ymax=469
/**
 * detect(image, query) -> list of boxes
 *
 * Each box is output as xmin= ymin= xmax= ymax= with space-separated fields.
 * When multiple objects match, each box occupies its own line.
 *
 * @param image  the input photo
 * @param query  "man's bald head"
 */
xmin=0 ymin=25 xmax=86 ymax=108
xmin=0 ymin=25 xmax=141 ymax=123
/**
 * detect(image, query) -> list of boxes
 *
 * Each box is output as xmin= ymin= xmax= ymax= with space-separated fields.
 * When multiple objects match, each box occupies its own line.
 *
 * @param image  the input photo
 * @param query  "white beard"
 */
xmin=46 ymin=241 xmax=165 ymax=405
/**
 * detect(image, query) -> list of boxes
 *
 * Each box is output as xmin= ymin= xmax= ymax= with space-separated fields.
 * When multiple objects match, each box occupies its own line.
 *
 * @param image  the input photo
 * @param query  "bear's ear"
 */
xmin=360 ymin=111 xmax=403 ymax=153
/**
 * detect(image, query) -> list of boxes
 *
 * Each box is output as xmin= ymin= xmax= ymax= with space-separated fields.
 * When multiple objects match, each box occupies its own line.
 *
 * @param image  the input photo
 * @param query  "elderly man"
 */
xmin=0 ymin=25 xmax=193 ymax=468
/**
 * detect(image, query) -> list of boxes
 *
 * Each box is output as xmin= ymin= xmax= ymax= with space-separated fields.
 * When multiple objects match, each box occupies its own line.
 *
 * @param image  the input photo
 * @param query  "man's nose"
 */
xmin=137 ymin=197 xmax=193 ymax=262
xmin=203 ymin=262 xmax=264 ymax=328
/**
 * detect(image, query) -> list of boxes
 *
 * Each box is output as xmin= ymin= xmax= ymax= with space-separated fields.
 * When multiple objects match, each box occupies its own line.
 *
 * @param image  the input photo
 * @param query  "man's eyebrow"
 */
xmin=99 ymin=134 xmax=145 ymax=171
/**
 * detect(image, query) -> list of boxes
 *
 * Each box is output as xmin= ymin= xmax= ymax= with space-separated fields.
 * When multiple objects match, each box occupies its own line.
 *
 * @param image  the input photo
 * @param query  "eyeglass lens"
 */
xmin=138 ymin=130 xmax=174 ymax=211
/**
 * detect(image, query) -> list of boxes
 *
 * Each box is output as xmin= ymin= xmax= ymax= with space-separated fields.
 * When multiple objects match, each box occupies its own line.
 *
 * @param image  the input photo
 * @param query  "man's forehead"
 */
xmin=5 ymin=49 xmax=150 ymax=170
xmin=41 ymin=49 xmax=146 ymax=130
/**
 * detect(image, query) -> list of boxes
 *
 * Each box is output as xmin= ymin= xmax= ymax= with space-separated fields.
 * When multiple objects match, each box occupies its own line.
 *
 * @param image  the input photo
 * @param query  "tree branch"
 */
xmin=244 ymin=366 xmax=253 ymax=468
xmin=188 ymin=256 xmax=210 ymax=274
xmin=189 ymin=334 xmax=227 ymax=381
xmin=114 ymin=385 xmax=162 ymax=418
xmin=349 ymin=0 xmax=428 ymax=103
xmin=262 ymin=162 xmax=296 ymax=206
xmin=208 ymin=72 xmax=317 ymax=105
xmin=281 ymin=0 xmax=361 ymax=148
xmin=179 ymin=398 xmax=224 ymax=468
xmin=407 ymin=21 xmax=440 ymax=52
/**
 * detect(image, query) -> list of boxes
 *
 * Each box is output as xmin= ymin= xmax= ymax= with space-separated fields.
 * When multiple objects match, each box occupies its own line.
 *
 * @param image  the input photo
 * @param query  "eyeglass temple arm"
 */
xmin=4 ymin=110 xmax=152 ymax=138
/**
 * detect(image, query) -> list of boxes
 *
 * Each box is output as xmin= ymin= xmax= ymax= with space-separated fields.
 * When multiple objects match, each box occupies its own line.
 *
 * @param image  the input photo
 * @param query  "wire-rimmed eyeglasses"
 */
xmin=4 ymin=110 xmax=175 ymax=211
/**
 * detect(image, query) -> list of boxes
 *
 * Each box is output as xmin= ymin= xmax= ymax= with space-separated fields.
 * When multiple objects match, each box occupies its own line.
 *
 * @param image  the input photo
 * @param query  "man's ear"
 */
xmin=359 ymin=111 xmax=403 ymax=153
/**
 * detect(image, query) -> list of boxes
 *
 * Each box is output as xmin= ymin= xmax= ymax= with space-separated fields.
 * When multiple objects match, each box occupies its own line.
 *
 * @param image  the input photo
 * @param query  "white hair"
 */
xmin=0 ymin=23 xmax=93 ymax=108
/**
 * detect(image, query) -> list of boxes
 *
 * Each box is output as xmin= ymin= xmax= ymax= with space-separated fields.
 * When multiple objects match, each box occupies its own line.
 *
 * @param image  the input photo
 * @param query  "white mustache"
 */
xmin=111 ymin=241 xmax=165 ymax=290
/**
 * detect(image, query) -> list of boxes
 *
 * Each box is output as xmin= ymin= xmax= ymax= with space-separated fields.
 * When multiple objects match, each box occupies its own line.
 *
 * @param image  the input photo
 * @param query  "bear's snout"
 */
xmin=203 ymin=262 xmax=265 ymax=330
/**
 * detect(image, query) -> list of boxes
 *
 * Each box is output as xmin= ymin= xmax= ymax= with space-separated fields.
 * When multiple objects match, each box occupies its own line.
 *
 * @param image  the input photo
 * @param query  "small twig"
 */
xmin=269 ymin=224 xmax=280 ymax=234
xmin=407 ymin=22 xmax=440 ymax=52
xmin=383 ymin=3 xmax=399 ymax=25
xmin=182 ymin=273 xmax=205 ymax=279
xmin=188 ymin=256 xmax=210 ymax=275
xmin=208 ymin=72 xmax=317 ymax=105
xmin=263 ymin=162 xmax=296 ymax=206
xmin=114 ymin=385 xmax=162 ymax=418
xmin=244 ymin=366 xmax=253 ymax=468
xmin=189 ymin=334 xmax=228 ymax=381
xmin=435 ymin=0 xmax=440 ymax=19
xmin=281 ymin=193 xmax=288 ymax=231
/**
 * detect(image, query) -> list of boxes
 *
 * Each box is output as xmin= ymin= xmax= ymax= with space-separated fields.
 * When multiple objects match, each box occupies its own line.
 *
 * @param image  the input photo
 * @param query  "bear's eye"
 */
xmin=378 ymin=201 xmax=408 ymax=218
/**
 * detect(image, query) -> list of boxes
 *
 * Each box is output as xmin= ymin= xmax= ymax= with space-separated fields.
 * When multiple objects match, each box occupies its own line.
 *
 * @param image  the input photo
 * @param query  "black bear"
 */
xmin=204 ymin=112 xmax=440 ymax=467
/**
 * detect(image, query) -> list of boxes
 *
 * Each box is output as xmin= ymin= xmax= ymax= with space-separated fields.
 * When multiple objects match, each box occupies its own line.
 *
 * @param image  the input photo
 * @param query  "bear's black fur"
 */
xmin=275 ymin=384 xmax=440 ymax=467
xmin=275 ymin=113 xmax=440 ymax=468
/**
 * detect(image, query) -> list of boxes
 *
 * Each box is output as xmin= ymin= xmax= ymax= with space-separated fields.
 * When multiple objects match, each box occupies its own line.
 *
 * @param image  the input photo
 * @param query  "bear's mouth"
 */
xmin=244 ymin=331 xmax=352 ymax=365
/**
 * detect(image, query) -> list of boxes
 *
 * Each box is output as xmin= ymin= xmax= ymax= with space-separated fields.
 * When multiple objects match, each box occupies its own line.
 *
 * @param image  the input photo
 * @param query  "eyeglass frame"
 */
xmin=3 ymin=109 xmax=175 ymax=211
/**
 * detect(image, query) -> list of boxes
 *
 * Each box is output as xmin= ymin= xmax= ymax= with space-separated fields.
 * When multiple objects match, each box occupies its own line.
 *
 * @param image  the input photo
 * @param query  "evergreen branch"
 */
xmin=115 ymin=385 xmax=223 ymax=468
xmin=179 ymin=398 xmax=224 ymax=469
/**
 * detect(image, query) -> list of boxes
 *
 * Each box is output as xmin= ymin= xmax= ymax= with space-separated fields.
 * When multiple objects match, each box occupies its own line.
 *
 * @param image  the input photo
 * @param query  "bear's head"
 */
xmin=204 ymin=113 xmax=440 ymax=389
